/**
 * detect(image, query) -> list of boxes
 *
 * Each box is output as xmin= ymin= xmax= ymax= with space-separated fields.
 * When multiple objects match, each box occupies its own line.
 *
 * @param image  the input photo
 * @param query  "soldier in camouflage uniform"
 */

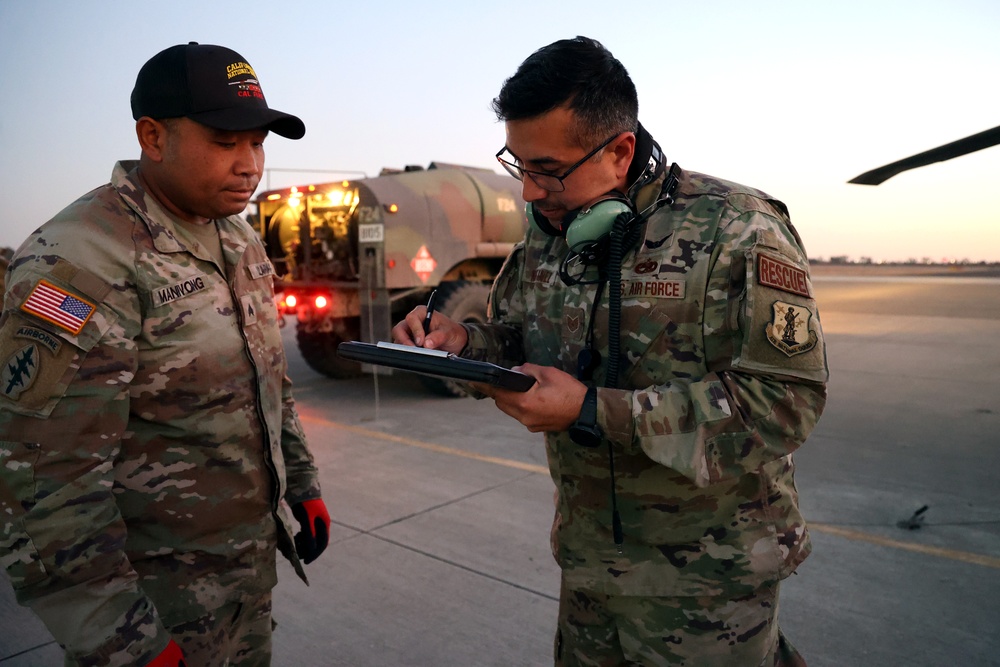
xmin=0 ymin=43 xmax=330 ymax=666
xmin=394 ymin=37 xmax=827 ymax=666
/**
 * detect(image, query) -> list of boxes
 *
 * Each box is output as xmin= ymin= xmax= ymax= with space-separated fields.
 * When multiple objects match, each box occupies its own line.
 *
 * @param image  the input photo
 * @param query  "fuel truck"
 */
xmin=255 ymin=162 xmax=527 ymax=395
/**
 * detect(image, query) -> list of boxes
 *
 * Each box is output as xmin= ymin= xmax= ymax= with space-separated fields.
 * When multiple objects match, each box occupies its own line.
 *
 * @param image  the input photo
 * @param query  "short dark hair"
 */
xmin=491 ymin=36 xmax=638 ymax=147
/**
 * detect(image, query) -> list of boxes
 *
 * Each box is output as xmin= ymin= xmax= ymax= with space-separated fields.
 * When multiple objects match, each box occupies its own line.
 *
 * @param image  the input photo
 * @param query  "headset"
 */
xmin=526 ymin=122 xmax=666 ymax=269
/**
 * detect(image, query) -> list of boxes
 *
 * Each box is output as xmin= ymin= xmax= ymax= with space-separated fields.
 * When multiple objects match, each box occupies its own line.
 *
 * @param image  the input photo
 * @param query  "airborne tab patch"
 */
xmin=20 ymin=280 xmax=96 ymax=335
xmin=15 ymin=326 xmax=63 ymax=354
xmin=757 ymin=253 xmax=810 ymax=297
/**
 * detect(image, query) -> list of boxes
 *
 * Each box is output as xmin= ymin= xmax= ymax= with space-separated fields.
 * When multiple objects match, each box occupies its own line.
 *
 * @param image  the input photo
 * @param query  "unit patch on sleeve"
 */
xmin=1 ymin=344 xmax=39 ymax=401
xmin=766 ymin=300 xmax=819 ymax=356
xmin=20 ymin=280 xmax=96 ymax=335
xmin=757 ymin=253 xmax=810 ymax=297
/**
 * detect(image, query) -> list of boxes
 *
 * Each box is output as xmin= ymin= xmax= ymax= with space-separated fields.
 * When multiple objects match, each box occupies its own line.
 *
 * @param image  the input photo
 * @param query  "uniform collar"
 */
xmin=112 ymin=160 xmax=250 ymax=259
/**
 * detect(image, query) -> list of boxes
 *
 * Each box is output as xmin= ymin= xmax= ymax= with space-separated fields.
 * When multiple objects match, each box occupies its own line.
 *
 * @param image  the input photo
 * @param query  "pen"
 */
xmin=422 ymin=289 xmax=438 ymax=337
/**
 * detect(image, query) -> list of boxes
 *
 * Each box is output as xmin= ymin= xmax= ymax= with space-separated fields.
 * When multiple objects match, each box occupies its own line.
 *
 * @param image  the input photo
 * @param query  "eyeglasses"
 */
xmin=496 ymin=133 xmax=620 ymax=192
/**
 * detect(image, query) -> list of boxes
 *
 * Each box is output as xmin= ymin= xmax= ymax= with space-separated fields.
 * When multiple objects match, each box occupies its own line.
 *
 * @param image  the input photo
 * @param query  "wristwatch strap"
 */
xmin=569 ymin=385 xmax=602 ymax=447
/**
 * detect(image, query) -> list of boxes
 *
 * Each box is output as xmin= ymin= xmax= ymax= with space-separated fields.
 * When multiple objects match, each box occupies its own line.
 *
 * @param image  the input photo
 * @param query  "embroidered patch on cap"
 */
xmin=757 ymin=253 xmax=810 ymax=298
xmin=21 ymin=280 xmax=96 ymax=335
xmin=766 ymin=300 xmax=819 ymax=357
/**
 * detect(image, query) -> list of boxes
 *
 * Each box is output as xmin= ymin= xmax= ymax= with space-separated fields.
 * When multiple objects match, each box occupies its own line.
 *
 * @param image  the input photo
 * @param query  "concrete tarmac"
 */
xmin=2 ymin=269 xmax=998 ymax=666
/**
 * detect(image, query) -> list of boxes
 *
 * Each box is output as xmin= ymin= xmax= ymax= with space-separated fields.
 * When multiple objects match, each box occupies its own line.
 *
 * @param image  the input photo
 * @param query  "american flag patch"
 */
xmin=21 ymin=280 xmax=96 ymax=335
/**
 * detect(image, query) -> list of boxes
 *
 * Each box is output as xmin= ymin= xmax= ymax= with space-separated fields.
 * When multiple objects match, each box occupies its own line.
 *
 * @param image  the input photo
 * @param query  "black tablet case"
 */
xmin=337 ymin=341 xmax=536 ymax=392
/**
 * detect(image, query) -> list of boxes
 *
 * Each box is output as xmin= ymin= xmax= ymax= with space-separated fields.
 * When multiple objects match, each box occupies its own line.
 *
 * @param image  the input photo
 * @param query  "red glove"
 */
xmin=147 ymin=639 xmax=186 ymax=667
xmin=292 ymin=498 xmax=330 ymax=564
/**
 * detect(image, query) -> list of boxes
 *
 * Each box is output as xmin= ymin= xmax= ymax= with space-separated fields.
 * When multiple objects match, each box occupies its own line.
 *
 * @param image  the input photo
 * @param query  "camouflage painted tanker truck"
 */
xmin=254 ymin=162 xmax=526 ymax=394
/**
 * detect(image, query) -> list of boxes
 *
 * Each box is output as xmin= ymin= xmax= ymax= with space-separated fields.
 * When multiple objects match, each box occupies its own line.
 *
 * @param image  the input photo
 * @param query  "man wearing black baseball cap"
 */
xmin=131 ymin=42 xmax=305 ymax=140
xmin=0 ymin=43 xmax=328 ymax=666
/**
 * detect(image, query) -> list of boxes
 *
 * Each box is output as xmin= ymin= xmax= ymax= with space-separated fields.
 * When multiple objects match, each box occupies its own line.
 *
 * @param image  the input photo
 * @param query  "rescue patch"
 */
xmin=766 ymin=300 xmax=819 ymax=357
xmin=14 ymin=326 xmax=62 ymax=354
xmin=248 ymin=261 xmax=275 ymax=279
xmin=152 ymin=275 xmax=209 ymax=308
xmin=758 ymin=253 xmax=810 ymax=298
xmin=529 ymin=268 xmax=558 ymax=286
xmin=621 ymin=277 xmax=685 ymax=300
xmin=1 ymin=344 xmax=39 ymax=400
xmin=20 ymin=280 xmax=96 ymax=335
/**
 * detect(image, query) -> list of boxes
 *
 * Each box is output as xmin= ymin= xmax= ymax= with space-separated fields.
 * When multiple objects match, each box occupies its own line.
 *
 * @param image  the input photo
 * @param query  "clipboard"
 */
xmin=336 ymin=341 xmax=536 ymax=392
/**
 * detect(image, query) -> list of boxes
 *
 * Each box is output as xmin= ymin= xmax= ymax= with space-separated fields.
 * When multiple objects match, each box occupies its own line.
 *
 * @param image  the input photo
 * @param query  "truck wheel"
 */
xmin=296 ymin=323 xmax=362 ymax=379
xmin=419 ymin=281 xmax=492 ymax=398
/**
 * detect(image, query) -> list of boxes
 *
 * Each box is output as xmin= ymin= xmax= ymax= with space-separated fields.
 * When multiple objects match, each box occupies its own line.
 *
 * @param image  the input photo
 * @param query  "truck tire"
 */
xmin=296 ymin=320 xmax=363 ymax=379
xmin=419 ymin=281 xmax=492 ymax=397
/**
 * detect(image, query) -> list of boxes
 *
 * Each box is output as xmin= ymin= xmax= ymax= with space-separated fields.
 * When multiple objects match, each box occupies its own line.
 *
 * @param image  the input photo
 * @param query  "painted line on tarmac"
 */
xmin=303 ymin=416 xmax=999 ymax=570
xmin=808 ymin=523 xmax=1000 ymax=569
xmin=304 ymin=415 xmax=549 ymax=474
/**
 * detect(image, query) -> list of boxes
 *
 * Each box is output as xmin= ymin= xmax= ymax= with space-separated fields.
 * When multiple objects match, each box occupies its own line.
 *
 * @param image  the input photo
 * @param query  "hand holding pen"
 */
xmin=392 ymin=287 xmax=469 ymax=353
xmin=422 ymin=289 xmax=438 ymax=339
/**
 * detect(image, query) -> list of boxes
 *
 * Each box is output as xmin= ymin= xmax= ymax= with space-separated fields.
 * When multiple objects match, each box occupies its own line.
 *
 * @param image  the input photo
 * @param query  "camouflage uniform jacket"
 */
xmin=463 ymin=165 xmax=829 ymax=597
xmin=0 ymin=161 xmax=321 ymax=663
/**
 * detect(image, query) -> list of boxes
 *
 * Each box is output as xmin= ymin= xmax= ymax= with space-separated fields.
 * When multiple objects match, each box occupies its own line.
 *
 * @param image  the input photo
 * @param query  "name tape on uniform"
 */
xmin=153 ymin=275 xmax=209 ymax=308
xmin=622 ymin=277 xmax=685 ymax=300
xmin=248 ymin=262 xmax=275 ymax=279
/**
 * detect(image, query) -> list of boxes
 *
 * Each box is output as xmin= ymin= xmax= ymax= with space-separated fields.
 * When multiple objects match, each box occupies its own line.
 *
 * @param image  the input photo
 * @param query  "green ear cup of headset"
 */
xmin=565 ymin=199 xmax=633 ymax=249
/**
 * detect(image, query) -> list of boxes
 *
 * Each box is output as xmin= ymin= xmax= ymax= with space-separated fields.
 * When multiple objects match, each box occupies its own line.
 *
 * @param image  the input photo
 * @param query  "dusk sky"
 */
xmin=2 ymin=0 xmax=998 ymax=262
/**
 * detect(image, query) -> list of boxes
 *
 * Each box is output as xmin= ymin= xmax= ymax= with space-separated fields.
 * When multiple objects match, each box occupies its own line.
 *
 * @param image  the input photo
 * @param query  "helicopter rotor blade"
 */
xmin=849 ymin=125 xmax=1000 ymax=185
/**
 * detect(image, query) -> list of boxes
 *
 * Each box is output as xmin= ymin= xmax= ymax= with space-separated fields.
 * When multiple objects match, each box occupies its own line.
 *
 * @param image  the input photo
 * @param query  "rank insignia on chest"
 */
xmin=241 ymin=294 xmax=259 ymax=326
xmin=20 ymin=280 xmax=96 ymax=335
xmin=766 ymin=300 xmax=819 ymax=356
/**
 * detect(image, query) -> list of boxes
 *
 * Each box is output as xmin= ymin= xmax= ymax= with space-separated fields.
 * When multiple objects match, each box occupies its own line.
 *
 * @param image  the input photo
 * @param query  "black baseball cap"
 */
xmin=130 ymin=42 xmax=305 ymax=140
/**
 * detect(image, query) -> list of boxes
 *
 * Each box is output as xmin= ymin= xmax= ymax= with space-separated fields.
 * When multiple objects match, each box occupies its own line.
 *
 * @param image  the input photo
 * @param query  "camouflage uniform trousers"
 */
xmin=554 ymin=580 xmax=807 ymax=666
xmin=61 ymin=593 xmax=275 ymax=667
xmin=170 ymin=593 xmax=274 ymax=667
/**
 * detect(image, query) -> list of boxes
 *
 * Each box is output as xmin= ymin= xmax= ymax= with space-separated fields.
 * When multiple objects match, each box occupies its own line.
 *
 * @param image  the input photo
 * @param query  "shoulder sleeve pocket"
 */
xmin=0 ymin=305 xmax=117 ymax=418
xmin=732 ymin=235 xmax=828 ymax=383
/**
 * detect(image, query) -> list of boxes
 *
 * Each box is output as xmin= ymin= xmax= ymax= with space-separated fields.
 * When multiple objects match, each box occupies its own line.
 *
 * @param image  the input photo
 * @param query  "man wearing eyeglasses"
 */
xmin=394 ymin=36 xmax=827 ymax=666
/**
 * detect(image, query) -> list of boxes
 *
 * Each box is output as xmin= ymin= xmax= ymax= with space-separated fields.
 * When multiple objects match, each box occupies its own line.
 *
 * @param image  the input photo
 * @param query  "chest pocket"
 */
xmin=618 ymin=270 xmax=705 ymax=387
xmin=521 ymin=261 xmax=571 ymax=370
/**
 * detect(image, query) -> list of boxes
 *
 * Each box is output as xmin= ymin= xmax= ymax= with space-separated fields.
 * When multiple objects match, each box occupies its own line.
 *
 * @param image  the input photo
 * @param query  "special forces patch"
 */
xmin=2 ymin=344 xmax=38 ymax=400
xmin=766 ymin=300 xmax=819 ymax=357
